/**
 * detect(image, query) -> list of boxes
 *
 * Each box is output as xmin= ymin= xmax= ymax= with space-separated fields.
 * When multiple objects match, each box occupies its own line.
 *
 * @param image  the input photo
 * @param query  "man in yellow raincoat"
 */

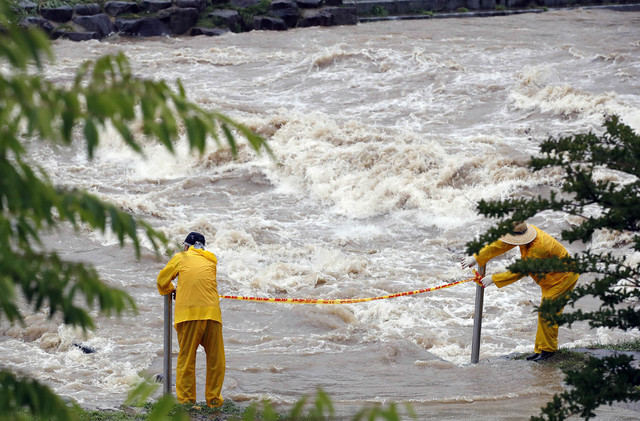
xmin=462 ymin=222 xmax=578 ymax=362
xmin=157 ymin=232 xmax=225 ymax=407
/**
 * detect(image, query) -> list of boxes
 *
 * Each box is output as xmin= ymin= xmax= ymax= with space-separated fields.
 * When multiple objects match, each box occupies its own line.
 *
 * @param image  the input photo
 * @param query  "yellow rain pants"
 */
xmin=475 ymin=225 xmax=579 ymax=353
xmin=175 ymin=319 xmax=225 ymax=407
xmin=157 ymin=246 xmax=225 ymax=407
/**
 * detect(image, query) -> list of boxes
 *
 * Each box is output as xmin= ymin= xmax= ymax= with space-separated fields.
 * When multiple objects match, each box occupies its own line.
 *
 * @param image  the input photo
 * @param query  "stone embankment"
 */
xmin=17 ymin=0 xmax=357 ymax=40
xmin=16 ymin=0 xmax=640 ymax=41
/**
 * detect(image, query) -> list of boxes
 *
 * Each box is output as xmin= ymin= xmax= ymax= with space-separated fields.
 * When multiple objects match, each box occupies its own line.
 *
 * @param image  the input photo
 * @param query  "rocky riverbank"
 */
xmin=15 ymin=0 xmax=640 ymax=41
xmin=17 ymin=0 xmax=358 ymax=40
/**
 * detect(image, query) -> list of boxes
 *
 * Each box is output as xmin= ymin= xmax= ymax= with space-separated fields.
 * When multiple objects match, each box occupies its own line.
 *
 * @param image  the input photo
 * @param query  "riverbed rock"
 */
xmin=253 ymin=16 xmax=287 ymax=30
xmin=40 ymin=6 xmax=73 ymax=23
xmin=73 ymin=13 xmax=116 ymax=38
xmin=141 ymin=0 xmax=172 ymax=13
xmin=209 ymin=9 xmax=241 ymax=29
xmin=117 ymin=17 xmax=171 ymax=36
xmin=105 ymin=1 xmax=141 ymax=16
xmin=74 ymin=3 xmax=102 ymax=16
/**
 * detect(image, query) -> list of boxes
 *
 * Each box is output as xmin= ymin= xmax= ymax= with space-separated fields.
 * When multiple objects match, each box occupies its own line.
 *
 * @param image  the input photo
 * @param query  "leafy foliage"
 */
xmin=466 ymin=116 xmax=640 ymax=420
xmin=0 ymin=0 xmax=269 ymax=419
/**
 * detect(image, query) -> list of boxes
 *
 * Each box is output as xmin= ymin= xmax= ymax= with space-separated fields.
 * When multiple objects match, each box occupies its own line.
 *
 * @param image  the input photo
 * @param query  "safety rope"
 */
xmin=220 ymin=270 xmax=483 ymax=304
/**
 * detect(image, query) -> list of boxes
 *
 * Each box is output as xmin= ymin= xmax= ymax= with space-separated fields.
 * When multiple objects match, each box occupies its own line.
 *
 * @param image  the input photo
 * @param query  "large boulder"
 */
xmin=40 ymin=5 xmax=73 ymax=22
xmin=74 ymin=3 xmax=102 ymax=15
xmin=117 ymin=17 xmax=171 ymax=36
xmin=253 ymin=15 xmax=287 ymax=30
xmin=73 ymin=13 xmax=116 ymax=38
xmin=104 ymin=1 xmax=141 ymax=16
xmin=175 ymin=0 xmax=207 ymax=12
xmin=158 ymin=7 xmax=200 ymax=35
xmin=269 ymin=0 xmax=299 ymax=27
xmin=140 ymin=0 xmax=172 ymax=13
xmin=20 ymin=16 xmax=54 ymax=34
xmin=209 ymin=9 xmax=241 ymax=29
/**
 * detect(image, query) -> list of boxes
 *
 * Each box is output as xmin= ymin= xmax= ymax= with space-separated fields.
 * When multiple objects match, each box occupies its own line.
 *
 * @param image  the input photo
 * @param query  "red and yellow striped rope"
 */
xmin=220 ymin=270 xmax=483 ymax=305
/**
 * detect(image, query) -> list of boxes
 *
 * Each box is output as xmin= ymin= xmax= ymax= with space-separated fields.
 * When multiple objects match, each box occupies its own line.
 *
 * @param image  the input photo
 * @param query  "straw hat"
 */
xmin=500 ymin=222 xmax=537 ymax=245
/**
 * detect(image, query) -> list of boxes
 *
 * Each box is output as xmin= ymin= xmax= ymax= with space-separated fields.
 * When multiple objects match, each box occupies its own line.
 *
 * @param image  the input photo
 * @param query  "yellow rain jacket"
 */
xmin=474 ymin=225 xmax=579 ymax=352
xmin=157 ymin=246 xmax=221 ymax=326
xmin=474 ymin=225 xmax=578 ymax=291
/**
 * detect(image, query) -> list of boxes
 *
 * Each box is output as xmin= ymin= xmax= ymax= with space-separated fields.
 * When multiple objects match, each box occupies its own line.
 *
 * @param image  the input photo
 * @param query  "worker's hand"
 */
xmin=461 ymin=255 xmax=477 ymax=269
xmin=481 ymin=275 xmax=494 ymax=288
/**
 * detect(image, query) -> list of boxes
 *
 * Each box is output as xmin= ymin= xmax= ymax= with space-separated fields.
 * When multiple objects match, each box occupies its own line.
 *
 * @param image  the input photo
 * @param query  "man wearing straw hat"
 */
xmin=157 ymin=232 xmax=225 ymax=407
xmin=462 ymin=222 xmax=579 ymax=362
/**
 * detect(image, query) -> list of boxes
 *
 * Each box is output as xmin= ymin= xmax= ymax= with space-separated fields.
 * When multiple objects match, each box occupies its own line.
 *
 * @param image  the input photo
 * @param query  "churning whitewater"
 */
xmin=2 ymin=8 xmax=640 ymax=420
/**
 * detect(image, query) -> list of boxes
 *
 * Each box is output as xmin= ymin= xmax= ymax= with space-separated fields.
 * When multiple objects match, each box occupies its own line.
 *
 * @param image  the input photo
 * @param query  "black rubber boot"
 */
xmin=526 ymin=353 xmax=540 ymax=361
xmin=533 ymin=350 xmax=555 ymax=362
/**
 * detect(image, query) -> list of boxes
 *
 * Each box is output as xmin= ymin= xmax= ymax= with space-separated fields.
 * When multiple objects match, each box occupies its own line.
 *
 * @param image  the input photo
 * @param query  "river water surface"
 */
xmin=3 ymin=8 xmax=640 ymax=420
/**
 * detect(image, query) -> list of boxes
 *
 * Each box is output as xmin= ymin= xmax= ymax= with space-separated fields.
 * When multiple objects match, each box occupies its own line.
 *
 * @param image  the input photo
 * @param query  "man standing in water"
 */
xmin=462 ymin=222 xmax=578 ymax=362
xmin=157 ymin=232 xmax=225 ymax=407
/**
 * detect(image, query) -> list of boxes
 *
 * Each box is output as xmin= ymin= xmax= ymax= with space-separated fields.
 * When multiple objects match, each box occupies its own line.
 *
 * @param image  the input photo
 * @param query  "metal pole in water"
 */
xmin=163 ymin=294 xmax=172 ymax=395
xmin=471 ymin=265 xmax=486 ymax=364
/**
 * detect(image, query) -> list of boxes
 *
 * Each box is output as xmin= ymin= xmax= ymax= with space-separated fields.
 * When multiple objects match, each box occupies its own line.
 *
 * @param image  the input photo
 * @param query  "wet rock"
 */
xmin=117 ymin=17 xmax=171 ymax=36
xmin=104 ymin=1 xmax=141 ymax=16
xmin=73 ymin=13 xmax=116 ymax=38
xmin=191 ymin=27 xmax=230 ymax=36
xmin=175 ymin=0 xmax=207 ymax=12
xmin=158 ymin=7 xmax=200 ymax=35
xmin=140 ymin=0 xmax=172 ymax=13
xmin=253 ymin=15 xmax=287 ymax=30
xmin=269 ymin=0 xmax=300 ymax=28
xmin=20 ymin=16 xmax=54 ymax=34
xmin=40 ymin=5 xmax=73 ymax=22
xmin=209 ymin=9 xmax=241 ymax=29
xmin=73 ymin=342 xmax=97 ymax=354
xmin=74 ymin=3 xmax=102 ymax=16
xmin=325 ymin=0 xmax=342 ymax=5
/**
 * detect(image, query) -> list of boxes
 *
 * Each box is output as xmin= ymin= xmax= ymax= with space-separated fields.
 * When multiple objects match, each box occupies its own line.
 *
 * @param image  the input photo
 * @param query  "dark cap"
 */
xmin=183 ymin=232 xmax=205 ymax=246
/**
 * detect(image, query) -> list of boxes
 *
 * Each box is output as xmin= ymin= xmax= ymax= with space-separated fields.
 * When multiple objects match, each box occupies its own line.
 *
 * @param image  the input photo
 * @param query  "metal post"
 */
xmin=471 ymin=265 xmax=486 ymax=364
xmin=163 ymin=294 xmax=172 ymax=395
